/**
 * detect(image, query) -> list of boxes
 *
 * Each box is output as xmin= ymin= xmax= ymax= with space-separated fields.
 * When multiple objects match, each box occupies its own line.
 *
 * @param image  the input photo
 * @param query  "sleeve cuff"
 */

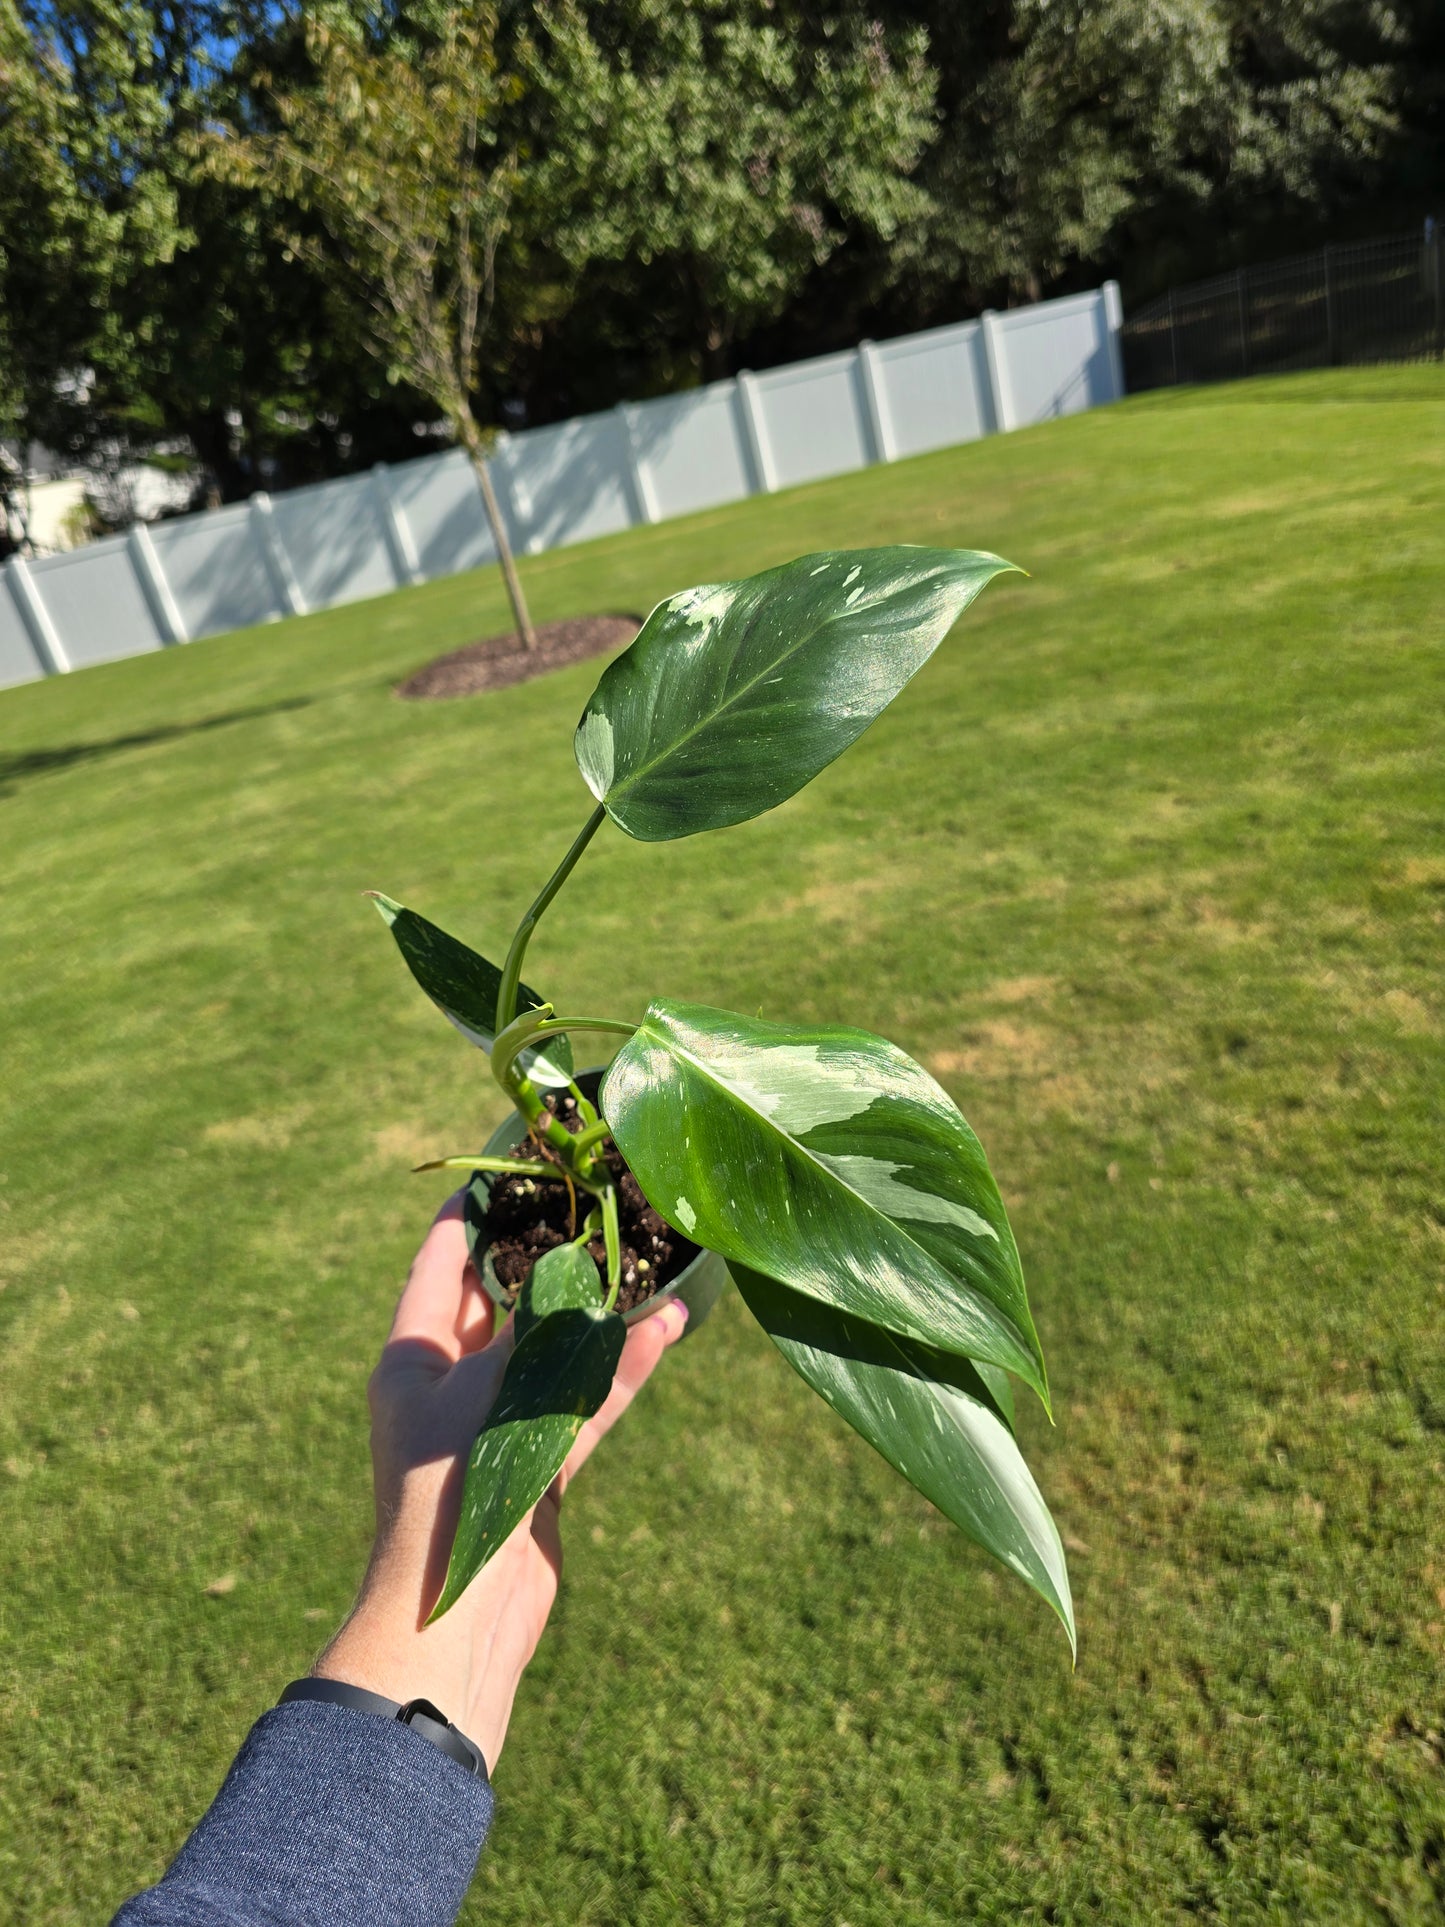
xmin=112 ymin=1698 xmax=494 ymax=1927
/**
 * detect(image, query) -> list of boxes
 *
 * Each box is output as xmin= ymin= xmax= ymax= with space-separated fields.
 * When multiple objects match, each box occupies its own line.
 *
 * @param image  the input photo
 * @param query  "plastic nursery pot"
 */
xmin=462 ymin=1068 xmax=730 ymax=1337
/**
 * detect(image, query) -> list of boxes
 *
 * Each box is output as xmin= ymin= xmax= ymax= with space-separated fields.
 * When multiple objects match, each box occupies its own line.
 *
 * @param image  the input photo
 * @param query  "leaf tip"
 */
xmin=366 ymin=890 xmax=401 ymax=926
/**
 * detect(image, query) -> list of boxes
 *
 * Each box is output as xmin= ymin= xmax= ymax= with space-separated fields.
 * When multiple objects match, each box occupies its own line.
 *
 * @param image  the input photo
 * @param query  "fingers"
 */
xmin=555 ymin=1298 xmax=687 ymax=1498
xmin=454 ymin=1258 xmax=496 ymax=1357
xmin=386 ymin=1193 xmax=494 ymax=1367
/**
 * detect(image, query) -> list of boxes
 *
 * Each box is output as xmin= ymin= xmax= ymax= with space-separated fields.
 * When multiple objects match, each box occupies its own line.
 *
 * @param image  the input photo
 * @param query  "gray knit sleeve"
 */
xmin=111 ymin=1698 xmax=494 ymax=1927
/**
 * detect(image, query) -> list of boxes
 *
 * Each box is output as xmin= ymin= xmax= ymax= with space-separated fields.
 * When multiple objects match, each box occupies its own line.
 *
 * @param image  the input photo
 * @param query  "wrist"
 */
xmin=314 ymin=1608 xmax=467 ymax=1713
xmin=314 ymin=1597 xmax=523 ymax=1771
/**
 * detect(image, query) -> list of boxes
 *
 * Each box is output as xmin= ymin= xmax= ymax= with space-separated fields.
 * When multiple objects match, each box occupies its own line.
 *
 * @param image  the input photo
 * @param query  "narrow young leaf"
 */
xmin=514 ymin=1242 xmax=603 ymax=1346
xmin=431 ymin=1302 xmax=625 ymax=1619
xmin=600 ymin=1000 xmax=1049 ymax=1406
xmin=730 ymin=1264 xmax=1073 ymax=1651
xmin=574 ymin=547 xmax=1019 ymax=841
xmin=369 ymin=894 xmax=573 ymax=1086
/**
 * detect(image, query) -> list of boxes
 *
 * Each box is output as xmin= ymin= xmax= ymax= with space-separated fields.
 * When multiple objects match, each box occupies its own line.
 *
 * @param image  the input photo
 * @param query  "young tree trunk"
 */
xmin=457 ymin=407 xmax=537 ymax=650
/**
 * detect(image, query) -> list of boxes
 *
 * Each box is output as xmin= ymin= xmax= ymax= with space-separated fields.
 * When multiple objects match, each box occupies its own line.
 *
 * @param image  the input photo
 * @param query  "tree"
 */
xmin=0 ymin=0 xmax=187 ymax=548
xmin=201 ymin=8 xmax=538 ymax=647
xmin=494 ymin=0 xmax=937 ymax=405
xmin=852 ymin=0 xmax=1403 ymax=323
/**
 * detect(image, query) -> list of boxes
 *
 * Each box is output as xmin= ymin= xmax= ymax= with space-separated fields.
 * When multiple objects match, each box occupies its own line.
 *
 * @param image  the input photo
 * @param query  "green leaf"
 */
xmin=431 ymin=1301 xmax=625 ymax=1619
xmin=574 ymin=547 xmax=1019 ymax=841
xmin=731 ymin=1264 xmax=1073 ymax=1650
xmin=971 ymin=1360 xmax=1016 ymax=1434
xmin=514 ymin=1241 xmax=603 ymax=1345
xmin=601 ymin=1000 xmax=1048 ymax=1405
xmin=369 ymin=894 xmax=573 ymax=1086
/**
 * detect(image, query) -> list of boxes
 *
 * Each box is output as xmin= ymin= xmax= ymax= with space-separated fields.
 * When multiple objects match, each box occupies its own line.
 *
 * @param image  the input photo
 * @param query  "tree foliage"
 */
xmin=861 ymin=0 xmax=1407 ymax=322
xmin=0 ymin=0 xmax=1433 ymax=507
xmin=197 ymin=6 xmax=537 ymax=639
xmin=0 ymin=0 xmax=188 ymax=534
xmin=508 ymin=0 xmax=936 ymax=390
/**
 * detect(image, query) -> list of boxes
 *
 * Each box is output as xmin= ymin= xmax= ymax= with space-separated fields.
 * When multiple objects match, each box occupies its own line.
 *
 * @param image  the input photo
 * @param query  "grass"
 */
xmin=1 ymin=365 xmax=1442 ymax=1924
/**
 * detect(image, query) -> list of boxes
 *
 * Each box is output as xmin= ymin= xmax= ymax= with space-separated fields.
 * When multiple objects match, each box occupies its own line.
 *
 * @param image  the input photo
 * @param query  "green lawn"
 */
xmin=1 ymin=367 xmax=1442 ymax=1924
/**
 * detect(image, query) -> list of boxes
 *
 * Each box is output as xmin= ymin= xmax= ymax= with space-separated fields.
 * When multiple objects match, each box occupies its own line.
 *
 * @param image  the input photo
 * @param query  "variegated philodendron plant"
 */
xmin=375 ymin=548 xmax=1074 ymax=1648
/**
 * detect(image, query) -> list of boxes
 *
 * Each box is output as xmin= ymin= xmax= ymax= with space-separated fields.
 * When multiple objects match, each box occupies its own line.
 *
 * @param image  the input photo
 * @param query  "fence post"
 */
xmin=1102 ymin=282 xmax=1127 ymax=400
xmin=1235 ymin=269 xmax=1250 ymax=378
xmin=734 ymin=372 xmax=777 ymax=493
xmin=128 ymin=522 xmax=188 ymax=644
xmin=370 ymin=464 xmax=423 ymax=587
xmin=614 ymin=402 xmax=659 ymax=524
xmin=1434 ymin=221 xmax=1443 ymax=361
xmin=6 ymin=556 xmax=69 ymax=674
xmin=979 ymin=311 xmax=1012 ymax=432
xmin=249 ymin=493 xmax=306 ymax=618
xmin=855 ymin=341 xmax=895 ymax=462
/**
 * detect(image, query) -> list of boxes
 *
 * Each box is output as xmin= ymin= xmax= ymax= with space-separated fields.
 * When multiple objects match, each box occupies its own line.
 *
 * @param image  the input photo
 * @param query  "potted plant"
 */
xmin=373 ymin=547 xmax=1074 ymax=1649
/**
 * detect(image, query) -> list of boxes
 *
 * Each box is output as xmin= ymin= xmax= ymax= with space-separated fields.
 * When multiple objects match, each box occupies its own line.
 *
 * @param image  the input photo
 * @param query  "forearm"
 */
xmin=111 ymin=1699 xmax=493 ymax=1927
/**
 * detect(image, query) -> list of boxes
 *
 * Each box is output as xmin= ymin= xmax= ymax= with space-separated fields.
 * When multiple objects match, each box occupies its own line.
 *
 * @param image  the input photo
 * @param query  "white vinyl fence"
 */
xmin=0 ymin=283 xmax=1124 ymax=690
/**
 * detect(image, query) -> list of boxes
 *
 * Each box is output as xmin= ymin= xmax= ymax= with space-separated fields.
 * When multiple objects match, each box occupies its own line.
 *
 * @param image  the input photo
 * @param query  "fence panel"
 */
xmin=3 ymin=282 xmax=1129 ymax=684
xmin=30 ymin=539 xmax=163 ymax=669
xmin=874 ymin=320 xmax=992 ymax=459
xmin=269 ymin=472 xmax=400 ymax=611
xmin=754 ymin=351 xmax=874 ymax=489
xmin=626 ymin=384 xmax=753 ymax=519
xmin=996 ymin=292 xmax=1118 ymax=427
xmin=388 ymin=449 xmax=495 ymax=582
xmin=505 ymin=414 xmax=635 ymax=554
xmin=0 ymin=574 xmax=43 ymax=688
xmin=148 ymin=503 xmax=282 ymax=639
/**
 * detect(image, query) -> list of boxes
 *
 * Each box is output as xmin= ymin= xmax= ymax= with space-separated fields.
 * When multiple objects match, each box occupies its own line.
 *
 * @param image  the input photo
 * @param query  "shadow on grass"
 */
xmin=0 ymin=695 xmax=318 ymax=797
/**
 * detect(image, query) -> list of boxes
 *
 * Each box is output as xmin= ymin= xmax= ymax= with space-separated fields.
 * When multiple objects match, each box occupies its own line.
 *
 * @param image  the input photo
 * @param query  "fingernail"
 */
xmin=664 ymin=1301 xmax=690 ymax=1339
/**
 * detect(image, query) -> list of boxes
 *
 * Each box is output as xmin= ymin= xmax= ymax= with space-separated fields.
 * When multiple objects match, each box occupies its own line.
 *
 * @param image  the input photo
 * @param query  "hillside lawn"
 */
xmin=1 ymin=367 xmax=1441 ymax=1924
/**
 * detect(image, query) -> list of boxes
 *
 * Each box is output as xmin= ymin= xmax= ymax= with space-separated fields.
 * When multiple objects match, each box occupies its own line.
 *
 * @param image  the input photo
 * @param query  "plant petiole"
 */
xmin=600 ymin=1185 xmax=622 ymax=1310
xmin=528 ymin=1016 xmax=637 ymax=1043
xmin=494 ymin=804 xmax=607 ymax=1036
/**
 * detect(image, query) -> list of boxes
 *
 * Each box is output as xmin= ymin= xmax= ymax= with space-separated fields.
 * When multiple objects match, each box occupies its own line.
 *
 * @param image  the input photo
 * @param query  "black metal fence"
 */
xmin=1121 ymin=227 xmax=1445 ymax=392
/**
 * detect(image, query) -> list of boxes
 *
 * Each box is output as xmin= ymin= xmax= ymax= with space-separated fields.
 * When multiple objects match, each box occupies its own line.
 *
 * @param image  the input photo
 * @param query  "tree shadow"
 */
xmin=0 ymin=695 xmax=318 ymax=798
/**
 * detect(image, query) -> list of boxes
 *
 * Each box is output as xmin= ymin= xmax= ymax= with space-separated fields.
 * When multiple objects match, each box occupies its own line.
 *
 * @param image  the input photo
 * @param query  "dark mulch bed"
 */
xmin=395 ymin=614 xmax=641 ymax=699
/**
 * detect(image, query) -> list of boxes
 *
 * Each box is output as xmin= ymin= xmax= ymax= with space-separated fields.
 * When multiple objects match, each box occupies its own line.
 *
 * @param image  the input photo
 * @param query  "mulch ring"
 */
xmin=394 ymin=614 xmax=641 ymax=699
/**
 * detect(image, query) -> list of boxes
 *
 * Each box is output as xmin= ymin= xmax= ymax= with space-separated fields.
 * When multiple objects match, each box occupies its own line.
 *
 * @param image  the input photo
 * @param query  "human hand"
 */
xmin=312 ymin=1191 xmax=687 ymax=1771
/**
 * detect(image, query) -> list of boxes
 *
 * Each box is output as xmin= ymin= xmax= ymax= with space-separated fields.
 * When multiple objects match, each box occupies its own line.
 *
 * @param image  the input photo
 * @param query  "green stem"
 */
xmin=495 ymin=804 xmax=607 ymax=1036
xmin=601 ymin=1185 xmax=622 ymax=1311
xmin=528 ymin=1017 xmax=636 ymax=1043
xmin=571 ymin=1207 xmax=602 ymax=1248
xmin=570 ymin=1120 xmax=612 ymax=1159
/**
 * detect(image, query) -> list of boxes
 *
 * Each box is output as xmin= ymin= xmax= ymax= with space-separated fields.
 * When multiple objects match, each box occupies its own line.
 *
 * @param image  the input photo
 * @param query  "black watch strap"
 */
xmin=279 ymin=1677 xmax=489 ymax=1782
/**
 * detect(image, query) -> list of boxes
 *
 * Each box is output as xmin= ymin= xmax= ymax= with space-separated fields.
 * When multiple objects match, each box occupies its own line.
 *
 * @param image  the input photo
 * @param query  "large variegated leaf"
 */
xmin=600 ymin=1001 xmax=1048 ymax=1406
xmin=432 ymin=1282 xmax=624 ymax=1619
xmin=574 ymin=547 xmax=1018 ymax=841
xmin=370 ymin=894 xmax=573 ymax=1087
xmin=730 ymin=1264 xmax=1073 ymax=1651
